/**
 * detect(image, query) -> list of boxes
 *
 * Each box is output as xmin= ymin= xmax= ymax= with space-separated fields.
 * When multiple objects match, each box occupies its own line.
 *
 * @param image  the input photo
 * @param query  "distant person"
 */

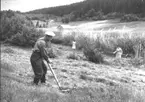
xmin=72 ymin=40 xmax=76 ymax=50
xmin=30 ymin=31 xmax=55 ymax=85
xmin=113 ymin=47 xmax=123 ymax=59
xmin=72 ymin=40 xmax=76 ymax=56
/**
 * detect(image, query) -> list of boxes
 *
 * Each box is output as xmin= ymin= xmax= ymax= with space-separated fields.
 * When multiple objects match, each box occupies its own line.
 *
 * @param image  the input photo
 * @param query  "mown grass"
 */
xmin=1 ymin=73 xmax=145 ymax=102
xmin=1 ymin=44 xmax=145 ymax=102
xmin=1 ymin=27 xmax=145 ymax=102
xmin=1 ymin=47 xmax=15 ymax=54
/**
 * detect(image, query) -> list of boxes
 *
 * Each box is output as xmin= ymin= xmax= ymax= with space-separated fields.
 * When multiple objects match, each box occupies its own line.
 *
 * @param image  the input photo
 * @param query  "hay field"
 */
xmin=1 ymin=42 xmax=145 ymax=102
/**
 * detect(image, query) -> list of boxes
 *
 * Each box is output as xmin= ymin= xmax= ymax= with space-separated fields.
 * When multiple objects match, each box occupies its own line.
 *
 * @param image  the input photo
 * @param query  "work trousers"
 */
xmin=30 ymin=51 xmax=47 ymax=85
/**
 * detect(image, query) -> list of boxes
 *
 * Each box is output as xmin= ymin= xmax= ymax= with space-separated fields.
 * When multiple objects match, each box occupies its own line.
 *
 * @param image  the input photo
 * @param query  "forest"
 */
xmin=27 ymin=0 xmax=145 ymax=17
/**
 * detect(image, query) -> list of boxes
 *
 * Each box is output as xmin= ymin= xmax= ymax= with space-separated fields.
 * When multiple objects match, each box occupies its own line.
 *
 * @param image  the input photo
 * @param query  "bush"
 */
xmin=79 ymin=37 xmax=104 ymax=63
xmin=67 ymin=53 xmax=79 ymax=60
xmin=51 ymin=37 xmax=64 ymax=44
xmin=0 ymin=11 xmax=33 ymax=41
xmin=120 ymin=14 xmax=140 ymax=22
xmin=106 ymin=12 xmax=124 ymax=19
xmin=0 ymin=10 xmax=43 ymax=47
xmin=51 ymin=30 xmax=77 ymax=46
xmin=76 ymin=34 xmax=89 ymax=50
xmin=95 ymin=32 xmax=145 ymax=57
xmin=115 ymin=35 xmax=145 ymax=56
xmin=93 ymin=10 xmax=105 ymax=20
xmin=7 ymin=26 xmax=43 ymax=47
xmin=62 ymin=34 xmax=75 ymax=46
xmin=61 ymin=17 xmax=70 ymax=23
xmin=83 ymin=47 xmax=104 ymax=63
xmin=114 ymin=38 xmax=135 ymax=55
xmin=52 ymin=31 xmax=75 ymax=46
xmin=51 ymin=31 xmax=64 ymax=44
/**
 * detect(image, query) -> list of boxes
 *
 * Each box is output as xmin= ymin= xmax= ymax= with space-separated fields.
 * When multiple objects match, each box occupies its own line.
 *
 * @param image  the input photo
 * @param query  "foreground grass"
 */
xmin=1 ymin=44 xmax=145 ymax=102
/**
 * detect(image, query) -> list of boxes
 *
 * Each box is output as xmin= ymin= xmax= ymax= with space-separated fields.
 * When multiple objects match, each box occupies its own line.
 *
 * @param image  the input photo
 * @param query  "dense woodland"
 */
xmin=27 ymin=0 xmax=145 ymax=18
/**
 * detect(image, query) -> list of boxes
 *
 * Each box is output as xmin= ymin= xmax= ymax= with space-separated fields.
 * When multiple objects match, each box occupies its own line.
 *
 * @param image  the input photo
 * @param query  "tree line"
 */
xmin=27 ymin=0 xmax=145 ymax=17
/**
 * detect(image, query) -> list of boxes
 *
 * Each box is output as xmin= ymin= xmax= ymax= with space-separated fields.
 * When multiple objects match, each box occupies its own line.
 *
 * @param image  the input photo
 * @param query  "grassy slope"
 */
xmin=1 ymin=44 xmax=145 ymax=102
xmin=69 ymin=20 xmax=145 ymax=33
xmin=38 ymin=20 xmax=145 ymax=37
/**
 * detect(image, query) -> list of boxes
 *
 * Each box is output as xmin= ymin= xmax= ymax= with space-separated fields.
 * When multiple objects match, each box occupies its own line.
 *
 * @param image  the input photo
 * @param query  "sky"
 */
xmin=1 ymin=0 xmax=84 ymax=12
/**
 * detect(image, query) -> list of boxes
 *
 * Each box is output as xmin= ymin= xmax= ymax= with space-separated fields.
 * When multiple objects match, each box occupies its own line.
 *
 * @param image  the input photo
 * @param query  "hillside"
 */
xmin=1 ymin=9 xmax=145 ymax=102
xmin=1 ymin=43 xmax=145 ymax=102
xmin=26 ymin=0 xmax=145 ymax=17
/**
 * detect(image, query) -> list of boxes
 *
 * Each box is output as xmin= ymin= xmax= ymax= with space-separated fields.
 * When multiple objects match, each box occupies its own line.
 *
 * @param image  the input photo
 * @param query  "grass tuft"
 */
xmin=2 ymin=47 xmax=15 ymax=54
xmin=67 ymin=53 xmax=79 ymax=60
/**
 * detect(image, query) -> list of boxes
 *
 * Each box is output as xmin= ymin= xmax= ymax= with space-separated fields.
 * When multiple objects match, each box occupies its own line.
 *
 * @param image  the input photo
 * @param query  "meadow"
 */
xmin=49 ymin=20 xmax=145 ymax=57
xmin=1 ymin=19 xmax=145 ymax=102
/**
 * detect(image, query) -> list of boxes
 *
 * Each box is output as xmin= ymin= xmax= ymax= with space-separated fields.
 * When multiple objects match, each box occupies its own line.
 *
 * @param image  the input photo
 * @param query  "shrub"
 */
xmin=62 ymin=33 xmax=75 ymax=46
xmin=51 ymin=37 xmax=64 ymax=44
xmin=7 ymin=26 xmax=43 ymax=47
xmin=31 ymin=16 xmax=40 ymax=20
xmin=1 ymin=10 xmax=43 ymax=47
xmin=73 ymin=31 xmax=145 ymax=59
xmin=67 ymin=53 xmax=79 ymax=60
xmin=93 ymin=10 xmax=105 ymax=20
xmin=75 ymin=34 xmax=104 ymax=63
xmin=83 ymin=47 xmax=104 ymax=63
xmin=120 ymin=14 xmax=140 ymax=22
xmin=79 ymin=37 xmax=104 ymax=63
xmin=76 ymin=34 xmax=89 ymax=50
xmin=76 ymin=34 xmax=104 ymax=63
xmin=117 ymin=35 xmax=145 ymax=56
xmin=85 ymin=9 xmax=97 ymax=18
xmin=96 ymin=32 xmax=145 ymax=57
xmin=0 ymin=11 xmax=33 ymax=41
xmin=52 ymin=31 xmax=76 ymax=46
xmin=51 ymin=31 xmax=64 ymax=44
xmin=115 ymin=38 xmax=135 ymax=55
xmin=61 ymin=17 xmax=70 ymax=23
xmin=106 ymin=12 xmax=124 ymax=19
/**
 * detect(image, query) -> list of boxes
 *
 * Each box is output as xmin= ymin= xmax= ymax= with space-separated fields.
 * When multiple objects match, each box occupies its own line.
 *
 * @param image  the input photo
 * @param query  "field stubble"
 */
xmin=1 ymin=43 xmax=145 ymax=102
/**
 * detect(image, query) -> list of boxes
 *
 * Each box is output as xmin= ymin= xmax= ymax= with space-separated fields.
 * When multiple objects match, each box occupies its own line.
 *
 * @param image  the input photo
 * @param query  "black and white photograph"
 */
xmin=1 ymin=0 xmax=145 ymax=102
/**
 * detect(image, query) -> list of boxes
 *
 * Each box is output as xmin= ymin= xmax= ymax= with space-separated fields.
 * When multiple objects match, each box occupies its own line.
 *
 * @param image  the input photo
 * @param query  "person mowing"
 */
xmin=30 ymin=31 xmax=55 ymax=85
